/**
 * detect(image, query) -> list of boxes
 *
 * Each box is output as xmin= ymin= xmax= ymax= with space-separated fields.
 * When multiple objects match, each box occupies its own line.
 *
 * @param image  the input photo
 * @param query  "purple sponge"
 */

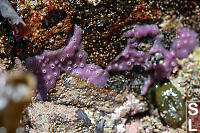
xmin=142 ymin=27 xmax=198 ymax=94
xmin=125 ymin=25 xmax=159 ymax=39
xmin=141 ymin=46 xmax=177 ymax=94
xmin=17 ymin=24 xmax=198 ymax=100
xmin=72 ymin=64 xmax=108 ymax=88
xmin=106 ymin=25 xmax=198 ymax=95
xmin=172 ymin=28 xmax=198 ymax=59
xmin=24 ymin=25 xmax=108 ymax=101
xmin=106 ymin=25 xmax=160 ymax=72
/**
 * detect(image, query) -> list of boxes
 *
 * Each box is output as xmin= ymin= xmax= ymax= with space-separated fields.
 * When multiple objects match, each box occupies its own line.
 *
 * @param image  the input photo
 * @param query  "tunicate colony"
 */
xmin=16 ymin=24 xmax=198 ymax=101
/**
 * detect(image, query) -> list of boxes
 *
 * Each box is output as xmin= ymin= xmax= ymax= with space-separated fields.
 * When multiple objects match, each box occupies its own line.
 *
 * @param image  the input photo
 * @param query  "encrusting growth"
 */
xmin=16 ymin=24 xmax=198 ymax=101
xmin=106 ymin=25 xmax=198 ymax=94
xmin=16 ymin=25 xmax=108 ymax=101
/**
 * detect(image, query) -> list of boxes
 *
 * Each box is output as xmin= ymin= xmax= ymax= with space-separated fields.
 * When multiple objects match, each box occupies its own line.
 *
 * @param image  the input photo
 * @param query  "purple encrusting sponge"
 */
xmin=17 ymin=24 xmax=198 ymax=101
xmin=106 ymin=25 xmax=198 ymax=95
xmin=24 ymin=25 xmax=108 ymax=101
xmin=106 ymin=25 xmax=160 ymax=71
xmin=172 ymin=28 xmax=198 ymax=59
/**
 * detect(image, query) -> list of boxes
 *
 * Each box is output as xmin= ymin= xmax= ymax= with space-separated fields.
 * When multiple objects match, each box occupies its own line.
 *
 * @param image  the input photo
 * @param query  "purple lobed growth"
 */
xmin=106 ymin=25 xmax=198 ymax=95
xmin=171 ymin=28 xmax=198 ymax=59
xmin=106 ymin=25 xmax=160 ymax=72
xmin=24 ymin=25 xmax=108 ymax=101
xmin=72 ymin=64 xmax=108 ymax=88
xmin=18 ymin=24 xmax=198 ymax=101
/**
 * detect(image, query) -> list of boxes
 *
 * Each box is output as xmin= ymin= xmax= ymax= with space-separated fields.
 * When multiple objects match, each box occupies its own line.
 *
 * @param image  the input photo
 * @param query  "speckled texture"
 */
xmin=107 ymin=25 xmax=198 ymax=94
xmin=18 ymin=23 xmax=198 ymax=101
xmin=0 ymin=0 xmax=25 ymax=25
xmin=18 ymin=25 xmax=107 ymax=101
xmin=170 ymin=47 xmax=200 ymax=100
xmin=22 ymin=74 xmax=149 ymax=132
xmin=0 ymin=0 xmax=200 ymax=132
xmin=172 ymin=28 xmax=198 ymax=59
xmin=24 ymin=101 xmax=78 ymax=132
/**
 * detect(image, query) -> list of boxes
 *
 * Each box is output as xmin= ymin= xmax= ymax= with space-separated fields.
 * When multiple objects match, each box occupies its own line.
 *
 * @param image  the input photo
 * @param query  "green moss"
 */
xmin=115 ymin=77 xmax=121 ymax=81
xmin=154 ymin=81 xmax=186 ymax=128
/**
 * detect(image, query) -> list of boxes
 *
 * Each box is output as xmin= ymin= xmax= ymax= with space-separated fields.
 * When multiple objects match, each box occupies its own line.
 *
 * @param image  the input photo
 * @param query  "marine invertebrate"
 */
xmin=154 ymin=81 xmax=186 ymax=128
xmin=70 ymin=0 xmax=163 ymax=68
xmin=0 ymin=71 xmax=36 ymax=133
xmin=17 ymin=24 xmax=197 ymax=101
xmin=106 ymin=25 xmax=198 ymax=94
xmin=106 ymin=25 xmax=161 ymax=72
xmin=18 ymin=25 xmax=108 ymax=101
xmin=72 ymin=64 xmax=108 ymax=88
xmin=171 ymin=28 xmax=198 ymax=59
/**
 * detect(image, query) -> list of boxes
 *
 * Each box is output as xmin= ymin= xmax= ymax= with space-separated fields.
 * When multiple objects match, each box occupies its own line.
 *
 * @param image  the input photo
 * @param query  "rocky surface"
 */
xmin=0 ymin=0 xmax=199 ymax=132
